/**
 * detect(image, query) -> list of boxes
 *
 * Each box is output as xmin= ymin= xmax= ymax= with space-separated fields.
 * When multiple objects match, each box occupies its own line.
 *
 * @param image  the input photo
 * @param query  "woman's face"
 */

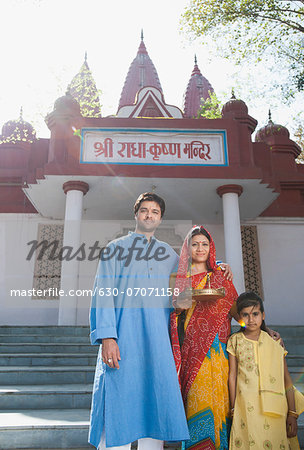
xmin=191 ymin=234 xmax=210 ymax=265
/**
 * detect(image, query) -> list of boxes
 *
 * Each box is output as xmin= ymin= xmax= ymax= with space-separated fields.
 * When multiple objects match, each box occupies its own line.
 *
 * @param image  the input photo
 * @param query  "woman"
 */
xmin=170 ymin=225 xmax=238 ymax=450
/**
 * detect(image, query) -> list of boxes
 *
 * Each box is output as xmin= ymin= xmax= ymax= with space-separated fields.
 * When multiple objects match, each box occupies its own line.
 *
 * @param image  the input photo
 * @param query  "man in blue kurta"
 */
xmin=89 ymin=192 xmax=190 ymax=449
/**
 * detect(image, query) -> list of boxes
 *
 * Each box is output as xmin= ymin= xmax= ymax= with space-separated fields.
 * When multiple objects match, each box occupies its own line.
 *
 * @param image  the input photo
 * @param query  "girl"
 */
xmin=227 ymin=291 xmax=303 ymax=450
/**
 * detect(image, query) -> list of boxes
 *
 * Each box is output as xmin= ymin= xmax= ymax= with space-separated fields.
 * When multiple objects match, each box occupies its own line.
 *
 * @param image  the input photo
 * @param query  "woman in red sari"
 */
xmin=170 ymin=225 xmax=238 ymax=450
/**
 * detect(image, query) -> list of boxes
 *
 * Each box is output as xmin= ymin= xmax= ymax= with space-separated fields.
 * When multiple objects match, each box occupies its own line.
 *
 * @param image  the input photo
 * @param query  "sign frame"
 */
xmin=80 ymin=127 xmax=229 ymax=167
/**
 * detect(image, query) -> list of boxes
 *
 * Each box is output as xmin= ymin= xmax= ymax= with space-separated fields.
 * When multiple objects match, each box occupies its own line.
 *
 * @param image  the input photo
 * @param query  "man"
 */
xmin=89 ymin=192 xmax=189 ymax=449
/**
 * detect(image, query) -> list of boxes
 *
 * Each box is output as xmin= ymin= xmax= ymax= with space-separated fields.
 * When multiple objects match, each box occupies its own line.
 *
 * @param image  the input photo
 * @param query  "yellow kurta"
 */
xmin=227 ymin=331 xmax=300 ymax=450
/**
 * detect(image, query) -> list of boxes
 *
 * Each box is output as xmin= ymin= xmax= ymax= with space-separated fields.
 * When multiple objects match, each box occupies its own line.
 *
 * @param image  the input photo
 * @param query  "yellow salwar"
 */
xmin=227 ymin=331 xmax=301 ymax=450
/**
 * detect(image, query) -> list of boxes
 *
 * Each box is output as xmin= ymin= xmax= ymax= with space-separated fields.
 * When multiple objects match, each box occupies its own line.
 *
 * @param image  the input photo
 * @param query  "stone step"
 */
xmin=11 ymin=444 xmax=180 ymax=450
xmin=287 ymin=355 xmax=304 ymax=366
xmin=298 ymin=414 xmax=304 ymax=449
xmin=0 ymin=366 xmax=95 ymax=385
xmin=0 ymin=408 xmax=91 ymax=449
xmin=0 ymin=343 xmax=98 ymax=354
xmin=290 ymin=367 xmax=304 ymax=384
xmin=0 ymin=334 xmax=91 ymax=343
xmin=270 ymin=326 xmax=304 ymax=338
xmin=0 ymin=409 xmax=302 ymax=450
xmin=0 ymin=353 xmax=97 ymax=366
xmin=0 ymin=384 xmax=93 ymax=410
xmin=0 ymin=326 xmax=90 ymax=336
xmin=285 ymin=342 xmax=304 ymax=355
xmin=11 ymin=446 xmax=180 ymax=450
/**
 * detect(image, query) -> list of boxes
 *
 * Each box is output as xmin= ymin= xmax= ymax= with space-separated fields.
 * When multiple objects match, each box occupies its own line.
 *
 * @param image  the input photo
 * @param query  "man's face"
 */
xmin=135 ymin=201 xmax=162 ymax=233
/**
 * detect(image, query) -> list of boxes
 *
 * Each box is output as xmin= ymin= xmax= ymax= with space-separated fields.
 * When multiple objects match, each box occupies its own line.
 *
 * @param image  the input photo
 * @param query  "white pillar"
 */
xmin=58 ymin=181 xmax=89 ymax=325
xmin=217 ymin=185 xmax=245 ymax=294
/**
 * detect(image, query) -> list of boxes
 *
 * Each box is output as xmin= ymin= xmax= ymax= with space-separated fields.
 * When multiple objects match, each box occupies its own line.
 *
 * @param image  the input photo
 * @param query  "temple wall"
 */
xmin=256 ymin=221 xmax=304 ymax=326
xmin=0 ymin=215 xmax=303 ymax=326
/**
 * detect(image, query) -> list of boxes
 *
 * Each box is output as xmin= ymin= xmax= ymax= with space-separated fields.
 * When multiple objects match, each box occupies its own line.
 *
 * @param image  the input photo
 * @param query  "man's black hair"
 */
xmin=134 ymin=192 xmax=165 ymax=218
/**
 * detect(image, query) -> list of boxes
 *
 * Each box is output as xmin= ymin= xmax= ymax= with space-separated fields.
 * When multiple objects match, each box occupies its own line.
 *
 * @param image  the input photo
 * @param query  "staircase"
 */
xmin=0 ymin=326 xmax=96 ymax=449
xmin=275 ymin=325 xmax=304 ymax=448
xmin=0 ymin=326 xmax=303 ymax=449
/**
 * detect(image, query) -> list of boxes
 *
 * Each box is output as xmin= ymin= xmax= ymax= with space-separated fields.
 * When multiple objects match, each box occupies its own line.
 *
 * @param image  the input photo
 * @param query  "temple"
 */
xmin=0 ymin=35 xmax=303 ymax=326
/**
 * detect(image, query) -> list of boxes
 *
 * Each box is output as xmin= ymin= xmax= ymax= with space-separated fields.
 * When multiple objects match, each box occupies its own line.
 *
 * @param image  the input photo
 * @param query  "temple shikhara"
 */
xmin=0 ymin=34 xmax=303 ymax=326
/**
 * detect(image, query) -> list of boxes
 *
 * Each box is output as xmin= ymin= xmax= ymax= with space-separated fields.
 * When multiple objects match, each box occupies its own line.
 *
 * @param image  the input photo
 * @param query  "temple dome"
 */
xmin=183 ymin=56 xmax=214 ymax=118
xmin=54 ymin=91 xmax=81 ymax=115
xmin=255 ymin=111 xmax=290 ymax=142
xmin=221 ymin=92 xmax=248 ymax=117
xmin=0 ymin=108 xmax=36 ymax=144
xmin=118 ymin=32 xmax=163 ymax=110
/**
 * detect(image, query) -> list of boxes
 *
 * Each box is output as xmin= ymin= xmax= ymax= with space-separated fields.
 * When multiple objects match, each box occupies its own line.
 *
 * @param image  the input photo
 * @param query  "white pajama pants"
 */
xmin=98 ymin=437 xmax=164 ymax=449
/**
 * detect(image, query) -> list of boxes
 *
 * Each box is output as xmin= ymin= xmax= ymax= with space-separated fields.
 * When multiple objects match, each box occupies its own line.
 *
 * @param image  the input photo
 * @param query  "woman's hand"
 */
xmin=286 ymin=415 xmax=298 ymax=438
xmin=219 ymin=263 xmax=233 ymax=281
xmin=102 ymin=338 xmax=121 ymax=369
xmin=266 ymin=327 xmax=285 ymax=347
xmin=173 ymin=287 xmax=193 ymax=310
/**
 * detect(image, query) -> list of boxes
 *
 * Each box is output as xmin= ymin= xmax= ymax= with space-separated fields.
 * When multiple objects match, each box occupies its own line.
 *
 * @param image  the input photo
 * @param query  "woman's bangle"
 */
xmin=288 ymin=410 xmax=298 ymax=419
xmin=285 ymin=386 xmax=294 ymax=393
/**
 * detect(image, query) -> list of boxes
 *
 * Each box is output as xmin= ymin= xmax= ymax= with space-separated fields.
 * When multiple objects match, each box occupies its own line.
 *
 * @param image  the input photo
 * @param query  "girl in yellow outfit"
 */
xmin=227 ymin=291 xmax=304 ymax=450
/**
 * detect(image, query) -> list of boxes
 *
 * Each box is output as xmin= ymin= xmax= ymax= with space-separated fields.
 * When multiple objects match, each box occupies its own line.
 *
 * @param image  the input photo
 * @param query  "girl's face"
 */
xmin=191 ymin=234 xmax=210 ymax=265
xmin=239 ymin=304 xmax=265 ymax=331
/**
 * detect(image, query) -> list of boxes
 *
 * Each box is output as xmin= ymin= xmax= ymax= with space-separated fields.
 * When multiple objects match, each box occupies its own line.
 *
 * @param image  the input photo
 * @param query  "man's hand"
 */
xmin=102 ymin=338 xmax=121 ymax=369
xmin=173 ymin=287 xmax=193 ymax=310
xmin=219 ymin=263 xmax=233 ymax=281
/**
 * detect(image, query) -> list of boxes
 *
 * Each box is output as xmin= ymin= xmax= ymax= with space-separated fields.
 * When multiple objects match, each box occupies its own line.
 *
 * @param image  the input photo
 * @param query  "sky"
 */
xmin=0 ymin=0 xmax=302 ymax=139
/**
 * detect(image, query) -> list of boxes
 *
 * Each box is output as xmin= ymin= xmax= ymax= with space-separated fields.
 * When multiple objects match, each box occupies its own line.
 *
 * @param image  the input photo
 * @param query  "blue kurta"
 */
xmin=89 ymin=232 xmax=189 ymax=448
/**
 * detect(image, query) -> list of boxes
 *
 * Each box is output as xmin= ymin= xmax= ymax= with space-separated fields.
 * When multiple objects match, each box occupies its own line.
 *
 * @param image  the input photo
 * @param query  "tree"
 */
xmin=68 ymin=56 xmax=102 ymax=118
xmin=197 ymin=91 xmax=222 ymax=118
xmin=182 ymin=0 xmax=304 ymax=94
xmin=295 ymin=124 xmax=304 ymax=163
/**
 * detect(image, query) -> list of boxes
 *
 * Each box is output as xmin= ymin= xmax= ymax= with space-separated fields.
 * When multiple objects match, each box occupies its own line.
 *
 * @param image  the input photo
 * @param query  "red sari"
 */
xmin=170 ymin=226 xmax=237 ymax=449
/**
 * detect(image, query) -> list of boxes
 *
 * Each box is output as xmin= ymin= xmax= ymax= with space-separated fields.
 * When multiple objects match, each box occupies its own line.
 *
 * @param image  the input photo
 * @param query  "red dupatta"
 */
xmin=170 ymin=226 xmax=237 ymax=401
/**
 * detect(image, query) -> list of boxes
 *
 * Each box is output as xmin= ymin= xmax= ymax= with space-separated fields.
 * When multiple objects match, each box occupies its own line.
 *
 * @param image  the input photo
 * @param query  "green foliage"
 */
xmin=68 ymin=62 xmax=101 ymax=118
xmin=295 ymin=124 xmax=304 ymax=163
xmin=197 ymin=91 xmax=222 ymax=118
xmin=182 ymin=0 xmax=304 ymax=94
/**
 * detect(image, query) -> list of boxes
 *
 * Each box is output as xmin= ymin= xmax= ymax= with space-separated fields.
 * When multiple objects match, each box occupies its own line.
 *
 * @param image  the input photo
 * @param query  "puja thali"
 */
xmin=191 ymin=286 xmax=226 ymax=302
xmin=191 ymin=273 xmax=225 ymax=301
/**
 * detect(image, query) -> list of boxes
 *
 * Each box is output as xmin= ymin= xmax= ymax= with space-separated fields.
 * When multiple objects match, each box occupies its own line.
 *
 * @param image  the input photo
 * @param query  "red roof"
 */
xmin=183 ymin=58 xmax=214 ymax=118
xmin=118 ymin=36 xmax=163 ymax=111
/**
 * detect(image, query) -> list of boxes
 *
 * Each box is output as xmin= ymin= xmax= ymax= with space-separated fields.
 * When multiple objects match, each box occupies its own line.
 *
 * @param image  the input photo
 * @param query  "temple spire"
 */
xmin=183 ymin=59 xmax=214 ymax=118
xmin=268 ymin=109 xmax=272 ymax=123
xmin=85 ymin=51 xmax=87 ymax=63
xmin=118 ymin=35 xmax=163 ymax=111
xmin=141 ymin=29 xmax=144 ymax=41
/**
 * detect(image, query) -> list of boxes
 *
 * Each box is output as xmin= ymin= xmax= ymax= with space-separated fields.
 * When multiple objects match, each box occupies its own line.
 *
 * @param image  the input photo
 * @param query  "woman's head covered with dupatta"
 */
xmin=175 ymin=225 xmax=217 ymax=294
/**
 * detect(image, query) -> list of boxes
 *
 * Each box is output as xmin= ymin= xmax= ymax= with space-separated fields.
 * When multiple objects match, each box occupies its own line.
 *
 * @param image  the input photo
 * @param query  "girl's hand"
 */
xmin=286 ymin=415 xmax=298 ymax=438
